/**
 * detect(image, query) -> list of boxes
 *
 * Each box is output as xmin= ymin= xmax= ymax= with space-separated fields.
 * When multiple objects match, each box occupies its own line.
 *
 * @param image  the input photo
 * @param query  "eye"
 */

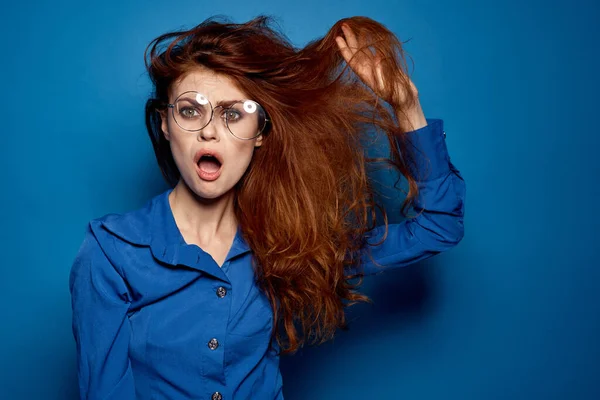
xmin=223 ymin=109 xmax=242 ymax=122
xmin=179 ymin=107 xmax=201 ymax=119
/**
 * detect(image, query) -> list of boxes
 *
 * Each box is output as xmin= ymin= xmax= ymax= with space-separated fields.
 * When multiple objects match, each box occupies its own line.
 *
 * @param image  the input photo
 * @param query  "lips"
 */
xmin=194 ymin=149 xmax=223 ymax=181
xmin=194 ymin=149 xmax=224 ymax=165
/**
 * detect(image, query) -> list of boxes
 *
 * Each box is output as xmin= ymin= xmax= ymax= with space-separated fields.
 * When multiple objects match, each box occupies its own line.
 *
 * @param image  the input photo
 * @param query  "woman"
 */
xmin=69 ymin=15 xmax=465 ymax=400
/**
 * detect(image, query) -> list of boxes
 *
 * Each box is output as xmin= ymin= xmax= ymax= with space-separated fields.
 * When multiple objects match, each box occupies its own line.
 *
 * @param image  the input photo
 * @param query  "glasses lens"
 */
xmin=173 ymin=93 xmax=211 ymax=131
xmin=224 ymin=101 xmax=267 ymax=139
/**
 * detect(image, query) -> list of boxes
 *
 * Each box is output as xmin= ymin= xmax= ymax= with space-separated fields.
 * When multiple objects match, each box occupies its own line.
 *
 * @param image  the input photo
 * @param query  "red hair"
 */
xmin=144 ymin=16 xmax=421 ymax=353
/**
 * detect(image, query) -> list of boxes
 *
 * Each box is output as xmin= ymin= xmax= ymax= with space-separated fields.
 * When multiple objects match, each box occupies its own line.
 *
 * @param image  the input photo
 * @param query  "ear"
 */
xmin=254 ymin=133 xmax=264 ymax=148
xmin=159 ymin=110 xmax=170 ymax=141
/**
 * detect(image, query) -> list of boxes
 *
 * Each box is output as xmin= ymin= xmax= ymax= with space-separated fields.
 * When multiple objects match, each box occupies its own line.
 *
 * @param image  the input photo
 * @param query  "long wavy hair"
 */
xmin=144 ymin=15 xmax=422 ymax=354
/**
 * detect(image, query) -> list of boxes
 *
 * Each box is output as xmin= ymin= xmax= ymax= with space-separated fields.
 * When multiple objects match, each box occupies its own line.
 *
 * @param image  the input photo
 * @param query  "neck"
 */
xmin=168 ymin=179 xmax=237 ymax=246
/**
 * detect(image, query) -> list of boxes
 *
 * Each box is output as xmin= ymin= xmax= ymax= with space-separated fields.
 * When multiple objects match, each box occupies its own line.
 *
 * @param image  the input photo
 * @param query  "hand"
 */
xmin=335 ymin=23 xmax=426 ymax=130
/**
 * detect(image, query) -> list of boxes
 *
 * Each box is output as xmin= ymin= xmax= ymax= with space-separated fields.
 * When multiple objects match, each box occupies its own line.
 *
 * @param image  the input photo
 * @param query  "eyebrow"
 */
xmin=176 ymin=97 xmax=243 ymax=107
xmin=214 ymin=99 xmax=242 ymax=107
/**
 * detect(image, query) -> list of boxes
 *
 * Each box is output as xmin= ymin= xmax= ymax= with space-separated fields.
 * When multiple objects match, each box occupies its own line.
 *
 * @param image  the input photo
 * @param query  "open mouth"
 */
xmin=195 ymin=150 xmax=223 ymax=182
xmin=197 ymin=154 xmax=222 ymax=174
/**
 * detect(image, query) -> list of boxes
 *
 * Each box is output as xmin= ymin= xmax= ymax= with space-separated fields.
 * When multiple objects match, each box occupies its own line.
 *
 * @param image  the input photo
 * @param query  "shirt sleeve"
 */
xmin=69 ymin=223 xmax=136 ymax=399
xmin=355 ymin=118 xmax=466 ymax=276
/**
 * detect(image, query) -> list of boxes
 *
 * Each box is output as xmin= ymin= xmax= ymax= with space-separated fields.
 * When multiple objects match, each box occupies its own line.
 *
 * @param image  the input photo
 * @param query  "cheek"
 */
xmin=168 ymin=136 xmax=194 ymax=171
xmin=227 ymin=143 xmax=257 ymax=174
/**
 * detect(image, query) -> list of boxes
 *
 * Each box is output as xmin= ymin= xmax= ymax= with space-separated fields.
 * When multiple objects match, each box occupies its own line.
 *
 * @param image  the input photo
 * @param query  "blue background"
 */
xmin=1 ymin=0 xmax=599 ymax=399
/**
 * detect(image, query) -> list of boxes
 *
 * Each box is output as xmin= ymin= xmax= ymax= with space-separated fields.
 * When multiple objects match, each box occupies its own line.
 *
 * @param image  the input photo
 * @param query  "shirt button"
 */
xmin=216 ymin=286 xmax=227 ymax=298
xmin=443 ymin=130 xmax=447 ymax=139
xmin=208 ymin=338 xmax=219 ymax=350
xmin=211 ymin=392 xmax=223 ymax=400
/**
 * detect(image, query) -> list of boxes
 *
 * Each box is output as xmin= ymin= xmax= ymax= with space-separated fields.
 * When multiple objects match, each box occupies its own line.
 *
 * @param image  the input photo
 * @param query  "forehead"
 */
xmin=170 ymin=68 xmax=247 ymax=101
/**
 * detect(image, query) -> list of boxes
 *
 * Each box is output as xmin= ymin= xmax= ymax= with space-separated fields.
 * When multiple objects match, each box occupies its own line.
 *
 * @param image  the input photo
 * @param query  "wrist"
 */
xmin=396 ymin=100 xmax=427 ymax=132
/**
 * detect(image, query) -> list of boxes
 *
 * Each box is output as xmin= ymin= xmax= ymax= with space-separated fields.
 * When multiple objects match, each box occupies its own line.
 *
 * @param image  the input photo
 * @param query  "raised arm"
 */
xmin=69 ymin=224 xmax=136 ymax=399
xmin=336 ymin=23 xmax=465 ymax=276
xmin=357 ymin=118 xmax=465 ymax=276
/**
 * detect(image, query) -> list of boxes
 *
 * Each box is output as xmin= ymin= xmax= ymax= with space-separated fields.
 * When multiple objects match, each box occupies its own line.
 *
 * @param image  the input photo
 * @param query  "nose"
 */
xmin=197 ymin=115 xmax=221 ymax=142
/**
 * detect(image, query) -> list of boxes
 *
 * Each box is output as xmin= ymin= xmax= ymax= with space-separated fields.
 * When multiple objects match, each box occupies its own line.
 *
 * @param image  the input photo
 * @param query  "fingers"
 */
xmin=335 ymin=22 xmax=408 ymax=103
xmin=341 ymin=24 xmax=360 ymax=50
xmin=335 ymin=36 xmax=354 ymax=64
xmin=336 ymin=35 xmax=368 ymax=78
xmin=336 ymin=24 xmax=369 ymax=67
xmin=375 ymin=62 xmax=386 ymax=92
xmin=336 ymin=23 xmax=379 ymax=91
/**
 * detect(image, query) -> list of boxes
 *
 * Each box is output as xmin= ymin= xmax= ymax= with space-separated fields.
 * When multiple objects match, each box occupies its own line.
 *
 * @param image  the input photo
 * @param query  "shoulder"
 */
xmin=69 ymin=220 xmax=131 ymax=302
xmin=93 ymin=209 xmax=152 ymax=246
xmin=90 ymin=190 xmax=166 ymax=248
xmin=69 ymin=191 xmax=165 ymax=291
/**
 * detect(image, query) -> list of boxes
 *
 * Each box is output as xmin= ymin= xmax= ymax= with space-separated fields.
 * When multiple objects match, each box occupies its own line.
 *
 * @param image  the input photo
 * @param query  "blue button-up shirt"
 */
xmin=69 ymin=118 xmax=465 ymax=399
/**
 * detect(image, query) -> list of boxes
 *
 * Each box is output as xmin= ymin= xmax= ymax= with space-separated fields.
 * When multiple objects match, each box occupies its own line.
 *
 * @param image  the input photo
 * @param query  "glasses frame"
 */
xmin=166 ymin=91 xmax=270 ymax=140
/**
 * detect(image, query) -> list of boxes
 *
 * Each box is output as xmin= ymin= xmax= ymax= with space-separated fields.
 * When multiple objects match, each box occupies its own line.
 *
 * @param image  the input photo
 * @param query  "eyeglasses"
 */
xmin=166 ymin=91 xmax=269 ymax=140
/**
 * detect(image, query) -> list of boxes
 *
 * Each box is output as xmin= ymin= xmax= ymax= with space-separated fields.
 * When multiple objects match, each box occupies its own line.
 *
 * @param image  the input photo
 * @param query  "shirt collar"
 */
xmin=100 ymin=188 xmax=252 ymax=281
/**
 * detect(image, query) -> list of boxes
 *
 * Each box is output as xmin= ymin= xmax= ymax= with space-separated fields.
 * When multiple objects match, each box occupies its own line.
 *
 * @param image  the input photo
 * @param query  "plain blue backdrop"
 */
xmin=1 ymin=0 xmax=599 ymax=399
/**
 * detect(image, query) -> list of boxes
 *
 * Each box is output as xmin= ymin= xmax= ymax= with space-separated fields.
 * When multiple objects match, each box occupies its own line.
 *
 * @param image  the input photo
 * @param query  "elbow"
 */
xmin=414 ymin=214 xmax=465 ymax=252
xmin=432 ymin=218 xmax=464 ymax=251
xmin=446 ymin=218 xmax=465 ymax=247
xmin=416 ymin=169 xmax=466 ymax=252
xmin=440 ymin=180 xmax=466 ymax=249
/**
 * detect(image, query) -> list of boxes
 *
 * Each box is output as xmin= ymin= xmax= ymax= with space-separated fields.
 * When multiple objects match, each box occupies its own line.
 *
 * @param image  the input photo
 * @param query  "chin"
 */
xmin=195 ymin=189 xmax=226 ymax=200
xmin=186 ymin=178 xmax=232 ymax=201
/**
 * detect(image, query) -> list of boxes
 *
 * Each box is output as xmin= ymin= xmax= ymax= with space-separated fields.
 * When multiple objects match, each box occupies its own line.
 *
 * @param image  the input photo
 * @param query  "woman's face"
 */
xmin=161 ymin=69 xmax=263 ymax=200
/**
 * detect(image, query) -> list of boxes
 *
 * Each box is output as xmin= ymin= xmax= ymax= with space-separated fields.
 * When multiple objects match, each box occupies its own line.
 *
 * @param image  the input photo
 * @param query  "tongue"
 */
xmin=198 ymin=158 xmax=221 ymax=173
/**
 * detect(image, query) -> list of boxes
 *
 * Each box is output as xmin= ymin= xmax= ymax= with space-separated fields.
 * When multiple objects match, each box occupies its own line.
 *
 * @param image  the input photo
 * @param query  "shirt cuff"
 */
xmin=399 ymin=118 xmax=451 ymax=181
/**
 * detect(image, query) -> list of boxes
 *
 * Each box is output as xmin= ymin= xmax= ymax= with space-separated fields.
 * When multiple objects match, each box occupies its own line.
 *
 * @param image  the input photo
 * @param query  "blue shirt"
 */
xmin=69 ymin=118 xmax=465 ymax=400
